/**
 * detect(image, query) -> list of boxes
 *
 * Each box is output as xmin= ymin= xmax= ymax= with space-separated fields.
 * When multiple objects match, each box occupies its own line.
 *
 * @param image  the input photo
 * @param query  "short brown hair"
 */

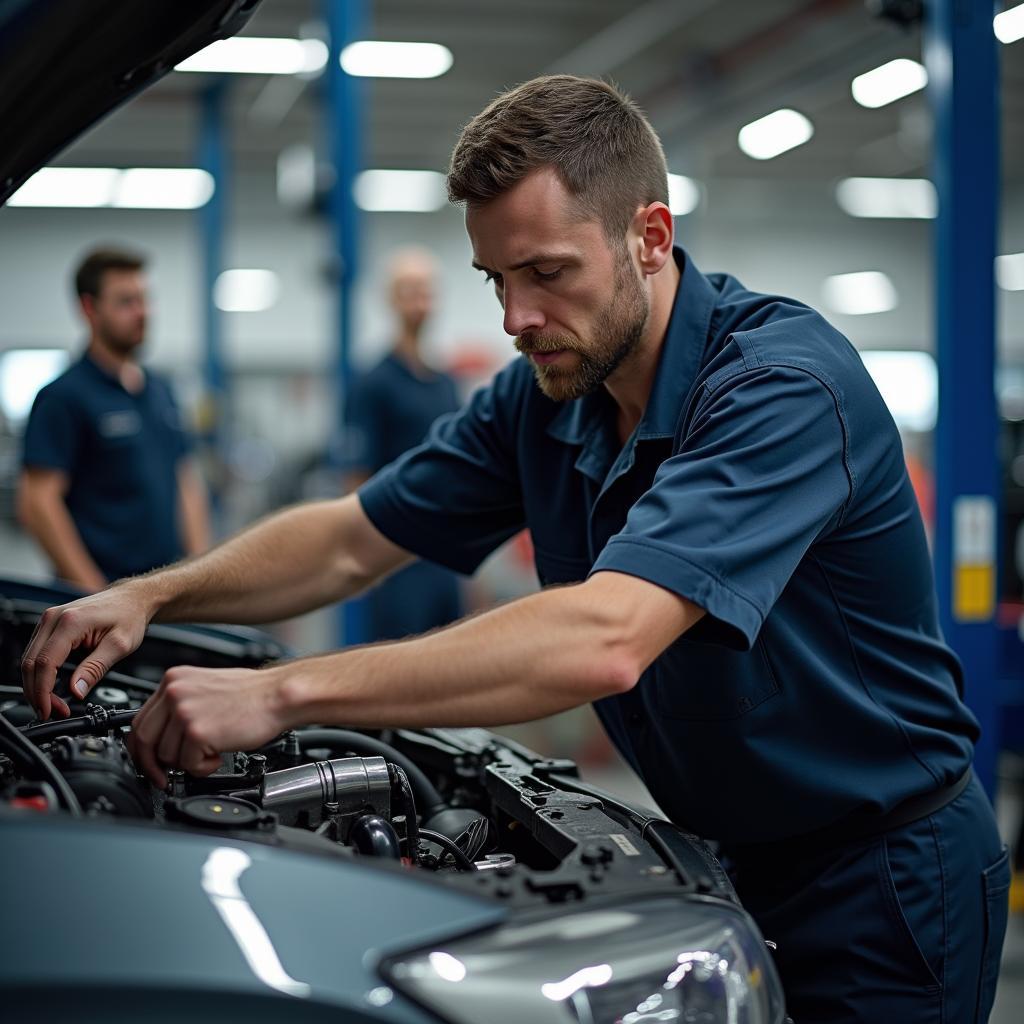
xmin=447 ymin=75 xmax=668 ymax=240
xmin=74 ymin=247 xmax=146 ymax=300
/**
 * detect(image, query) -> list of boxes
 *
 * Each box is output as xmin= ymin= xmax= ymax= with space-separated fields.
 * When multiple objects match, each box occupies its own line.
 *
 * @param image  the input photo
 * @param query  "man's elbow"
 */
xmin=585 ymin=647 xmax=641 ymax=700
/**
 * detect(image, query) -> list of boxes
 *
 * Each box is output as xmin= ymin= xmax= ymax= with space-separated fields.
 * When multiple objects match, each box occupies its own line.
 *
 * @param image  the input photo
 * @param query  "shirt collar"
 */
xmin=546 ymin=245 xmax=718 ymax=447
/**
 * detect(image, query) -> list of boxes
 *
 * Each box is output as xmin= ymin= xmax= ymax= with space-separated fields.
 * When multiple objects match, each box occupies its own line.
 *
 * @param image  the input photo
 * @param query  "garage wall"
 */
xmin=2 ymin=174 xmax=1021 ymax=377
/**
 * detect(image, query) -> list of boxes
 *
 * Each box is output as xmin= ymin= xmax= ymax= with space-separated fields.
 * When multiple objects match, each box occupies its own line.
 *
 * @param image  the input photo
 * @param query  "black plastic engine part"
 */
xmin=349 ymin=814 xmax=401 ymax=859
xmin=165 ymin=795 xmax=269 ymax=830
xmin=21 ymin=705 xmax=138 ymax=744
xmin=0 ymin=711 xmax=81 ymax=816
xmin=47 ymin=735 xmax=150 ymax=817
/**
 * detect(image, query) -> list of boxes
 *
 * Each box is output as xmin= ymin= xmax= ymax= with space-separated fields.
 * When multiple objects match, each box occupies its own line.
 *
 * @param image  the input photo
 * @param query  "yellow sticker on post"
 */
xmin=952 ymin=495 xmax=996 ymax=622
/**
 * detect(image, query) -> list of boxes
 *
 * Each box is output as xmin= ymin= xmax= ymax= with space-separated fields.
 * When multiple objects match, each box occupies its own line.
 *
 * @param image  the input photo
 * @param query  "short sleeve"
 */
xmin=22 ymin=385 xmax=82 ymax=474
xmin=358 ymin=365 xmax=526 ymax=574
xmin=591 ymin=365 xmax=852 ymax=650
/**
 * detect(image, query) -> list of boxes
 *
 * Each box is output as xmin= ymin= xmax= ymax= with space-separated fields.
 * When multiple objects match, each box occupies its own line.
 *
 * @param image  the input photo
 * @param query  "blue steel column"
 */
xmin=325 ymin=0 xmax=367 ymax=645
xmin=198 ymin=81 xmax=228 ymax=523
xmin=925 ymin=1 xmax=1001 ymax=795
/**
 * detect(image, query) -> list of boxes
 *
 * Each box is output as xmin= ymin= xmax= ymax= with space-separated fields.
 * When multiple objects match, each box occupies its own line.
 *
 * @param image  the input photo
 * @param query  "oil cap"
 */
xmin=165 ymin=795 xmax=264 ymax=829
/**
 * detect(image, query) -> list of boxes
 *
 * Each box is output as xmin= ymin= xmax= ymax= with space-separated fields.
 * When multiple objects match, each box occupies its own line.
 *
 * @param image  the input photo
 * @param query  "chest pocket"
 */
xmin=534 ymin=549 xmax=592 ymax=587
xmin=97 ymin=409 xmax=142 ymax=442
xmin=654 ymin=633 xmax=780 ymax=722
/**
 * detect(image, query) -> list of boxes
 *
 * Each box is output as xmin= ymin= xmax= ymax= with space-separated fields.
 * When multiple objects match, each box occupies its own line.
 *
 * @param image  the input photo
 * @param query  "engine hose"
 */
xmin=295 ymin=729 xmax=445 ymax=816
xmin=350 ymin=814 xmax=402 ymax=859
xmin=20 ymin=707 xmax=139 ymax=744
xmin=0 ymin=712 xmax=81 ymax=816
xmin=418 ymin=828 xmax=478 ymax=872
xmin=388 ymin=763 xmax=421 ymax=861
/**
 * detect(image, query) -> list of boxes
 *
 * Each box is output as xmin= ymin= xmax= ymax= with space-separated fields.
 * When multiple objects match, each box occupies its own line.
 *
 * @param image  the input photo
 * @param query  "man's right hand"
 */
xmin=21 ymin=583 xmax=153 ymax=721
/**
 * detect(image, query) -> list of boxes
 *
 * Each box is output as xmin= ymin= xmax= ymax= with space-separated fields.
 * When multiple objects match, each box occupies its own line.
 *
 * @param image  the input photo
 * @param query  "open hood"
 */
xmin=0 ymin=0 xmax=263 ymax=207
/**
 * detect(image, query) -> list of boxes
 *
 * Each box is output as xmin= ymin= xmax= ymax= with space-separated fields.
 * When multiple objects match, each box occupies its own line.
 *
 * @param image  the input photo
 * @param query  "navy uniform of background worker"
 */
xmin=343 ymin=247 xmax=463 ymax=640
xmin=17 ymin=248 xmax=209 ymax=592
xmin=23 ymin=78 xmax=1008 ymax=1022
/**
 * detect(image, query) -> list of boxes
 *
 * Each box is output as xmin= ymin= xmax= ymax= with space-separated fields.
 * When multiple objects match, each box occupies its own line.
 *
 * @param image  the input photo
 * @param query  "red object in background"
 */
xmin=10 ymin=795 xmax=50 ymax=812
xmin=513 ymin=530 xmax=534 ymax=569
xmin=905 ymin=454 xmax=934 ymax=535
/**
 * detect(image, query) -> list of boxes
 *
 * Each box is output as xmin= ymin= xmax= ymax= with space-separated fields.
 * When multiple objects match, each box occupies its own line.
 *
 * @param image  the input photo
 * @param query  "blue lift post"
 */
xmin=198 ymin=80 xmax=229 ymax=527
xmin=925 ymin=1 xmax=1001 ymax=795
xmin=325 ymin=0 xmax=368 ymax=646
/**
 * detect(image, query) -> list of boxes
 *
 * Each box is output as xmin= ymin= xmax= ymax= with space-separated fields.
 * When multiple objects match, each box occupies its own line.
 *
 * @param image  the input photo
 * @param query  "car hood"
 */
xmin=0 ymin=812 xmax=507 ymax=1019
xmin=0 ymin=0 xmax=263 ymax=207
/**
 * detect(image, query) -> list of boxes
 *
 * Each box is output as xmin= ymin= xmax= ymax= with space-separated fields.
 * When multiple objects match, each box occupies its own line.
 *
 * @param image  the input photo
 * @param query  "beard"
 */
xmin=98 ymin=322 xmax=145 ymax=356
xmin=515 ymin=252 xmax=649 ymax=403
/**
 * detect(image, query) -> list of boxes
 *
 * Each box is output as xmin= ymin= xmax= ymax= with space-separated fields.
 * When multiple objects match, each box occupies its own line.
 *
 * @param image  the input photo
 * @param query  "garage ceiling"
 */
xmin=54 ymin=0 xmax=1024 ymax=193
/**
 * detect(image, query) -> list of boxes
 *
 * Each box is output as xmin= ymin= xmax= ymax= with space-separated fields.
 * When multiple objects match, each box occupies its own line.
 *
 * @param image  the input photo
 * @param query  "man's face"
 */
xmin=466 ymin=167 xmax=649 ymax=402
xmin=391 ymin=265 xmax=434 ymax=334
xmin=82 ymin=269 xmax=148 ymax=354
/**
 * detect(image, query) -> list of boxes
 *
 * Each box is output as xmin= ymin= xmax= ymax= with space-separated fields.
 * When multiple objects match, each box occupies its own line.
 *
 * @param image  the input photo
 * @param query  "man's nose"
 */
xmin=502 ymin=285 xmax=544 ymax=337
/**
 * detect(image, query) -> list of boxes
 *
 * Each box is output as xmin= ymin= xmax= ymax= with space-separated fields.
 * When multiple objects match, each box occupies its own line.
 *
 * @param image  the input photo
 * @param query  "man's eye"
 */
xmin=533 ymin=268 xmax=562 ymax=281
xmin=485 ymin=272 xmax=503 ymax=287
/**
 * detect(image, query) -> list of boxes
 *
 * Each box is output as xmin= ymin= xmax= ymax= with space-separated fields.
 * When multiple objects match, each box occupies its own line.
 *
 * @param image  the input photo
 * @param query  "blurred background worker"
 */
xmin=343 ymin=247 xmax=463 ymax=640
xmin=17 ymin=247 xmax=210 ymax=592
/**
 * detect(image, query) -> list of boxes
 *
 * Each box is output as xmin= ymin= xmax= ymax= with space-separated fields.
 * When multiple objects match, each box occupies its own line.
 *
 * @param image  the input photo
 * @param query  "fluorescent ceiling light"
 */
xmin=7 ymin=167 xmax=120 ymax=207
xmin=176 ymin=37 xmax=327 ymax=75
xmin=341 ymin=41 xmax=453 ymax=78
xmin=354 ymin=169 xmax=447 ymax=212
xmin=995 ymin=3 xmax=1024 ymax=44
xmin=860 ymin=351 xmax=937 ymax=432
xmin=822 ymin=271 xmax=898 ymax=316
xmin=114 ymin=168 xmax=214 ymax=209
xmin=737 ymin=109 xmax=814 ymax=160
xmin=213 ymin=269 xmax=280 ymax=312
xmin=997 ymin=252 xmax=1024 ymax=291
xmin=7 ymin=167 xmax=214 ymax=209
xmin=668 ymin=174 xmax=700 ymax=216
xmin=836 ymin=177 xmax=936 ymax=218
xmin=851 ymin=58 xmax=927 ymax=108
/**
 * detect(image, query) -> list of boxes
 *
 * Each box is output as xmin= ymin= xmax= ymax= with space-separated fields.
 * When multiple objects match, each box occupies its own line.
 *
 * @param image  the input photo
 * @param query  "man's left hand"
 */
xmin=127 ymin=665 xmax=286 ymax=788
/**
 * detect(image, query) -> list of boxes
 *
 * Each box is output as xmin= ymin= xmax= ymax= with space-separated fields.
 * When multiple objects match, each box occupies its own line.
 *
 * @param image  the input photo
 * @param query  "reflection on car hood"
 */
xmin=0 ymin=0 xmax=263 ymax=206
xmin=0 ymin=812 xmax=506 ymax=1015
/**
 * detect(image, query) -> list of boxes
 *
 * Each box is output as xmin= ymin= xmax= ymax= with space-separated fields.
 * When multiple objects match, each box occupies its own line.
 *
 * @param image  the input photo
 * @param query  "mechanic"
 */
xmin=342 ymin=247 xmax=463 ymax=640
xmin=23 ymin=77 xmax=1008 ymax=1023
xmin=17 ymin=247 xmax=210 ymax=592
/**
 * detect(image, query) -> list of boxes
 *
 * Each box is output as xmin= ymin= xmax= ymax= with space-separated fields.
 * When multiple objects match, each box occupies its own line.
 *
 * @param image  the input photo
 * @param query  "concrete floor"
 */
xmin=994 ymin=912 xmax=1024 ymax=1023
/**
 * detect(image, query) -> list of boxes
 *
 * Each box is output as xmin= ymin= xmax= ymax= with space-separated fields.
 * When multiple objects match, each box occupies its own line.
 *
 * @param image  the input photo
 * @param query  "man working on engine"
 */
xmin=22 ymin=76 xmax=1007 ymax=1022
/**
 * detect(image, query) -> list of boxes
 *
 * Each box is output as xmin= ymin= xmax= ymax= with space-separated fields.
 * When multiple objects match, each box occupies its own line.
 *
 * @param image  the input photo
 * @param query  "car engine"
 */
xmin=0 ymin=584 xmax=788 ymax=1024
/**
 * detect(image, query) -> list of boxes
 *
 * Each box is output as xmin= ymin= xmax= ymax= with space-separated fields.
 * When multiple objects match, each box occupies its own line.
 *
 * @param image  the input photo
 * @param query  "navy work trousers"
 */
xmin=729 ymin=776 xmax=1010 ymax=1023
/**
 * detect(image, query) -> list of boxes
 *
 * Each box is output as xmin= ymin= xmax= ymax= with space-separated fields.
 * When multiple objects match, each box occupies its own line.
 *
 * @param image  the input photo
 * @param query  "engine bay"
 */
xmin=0 ymin=588 xmax=735 ymax=909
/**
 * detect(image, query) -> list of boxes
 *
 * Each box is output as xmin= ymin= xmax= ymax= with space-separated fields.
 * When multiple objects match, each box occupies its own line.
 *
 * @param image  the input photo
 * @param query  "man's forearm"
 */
xmin=273 ymin=579 xmax=654 ymax=730
xmin=141 ymin=497 xmax=395 ymax=626
xmin=23 ymin=495 xmax=105 ymax=591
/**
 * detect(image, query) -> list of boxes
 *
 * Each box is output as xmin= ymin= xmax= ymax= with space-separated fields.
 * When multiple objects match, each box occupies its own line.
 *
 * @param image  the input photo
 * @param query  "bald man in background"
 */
xmin=343 ymin=248 xmax=464 ymax=640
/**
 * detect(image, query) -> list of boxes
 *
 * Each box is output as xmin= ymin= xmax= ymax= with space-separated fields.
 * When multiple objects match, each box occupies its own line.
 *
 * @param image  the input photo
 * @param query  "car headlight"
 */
xmin=381 ymin=895 xmax=785 ymax=1024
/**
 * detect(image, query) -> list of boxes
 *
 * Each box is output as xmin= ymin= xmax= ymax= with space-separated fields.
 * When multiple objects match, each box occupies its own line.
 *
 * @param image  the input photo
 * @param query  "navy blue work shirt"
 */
xmin=345 ymin=352 xmax=464 ymax=642
xmin=359 ymin=248 xmax=979 ymax=844
xmin=345 ymin=353 xmax=460 ymax=474
xmin=22 ymin=352 xmax=193 ymax=581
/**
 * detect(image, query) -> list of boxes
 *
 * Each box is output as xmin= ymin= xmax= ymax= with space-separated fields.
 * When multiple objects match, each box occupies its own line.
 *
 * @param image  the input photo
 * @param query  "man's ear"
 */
xmin=632 ymin=202 xmax=674 ymax=277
